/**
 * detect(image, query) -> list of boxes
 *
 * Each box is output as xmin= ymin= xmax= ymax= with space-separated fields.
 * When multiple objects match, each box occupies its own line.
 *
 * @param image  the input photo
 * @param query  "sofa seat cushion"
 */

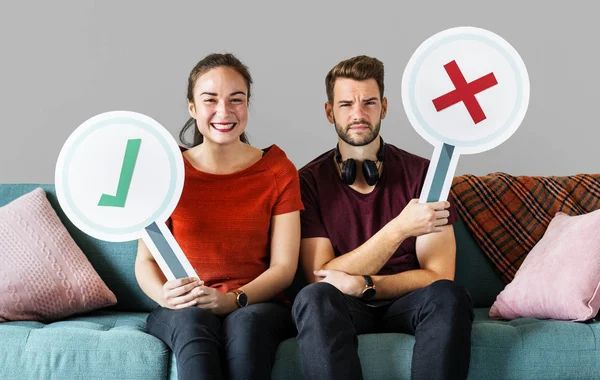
xmin=471 ymin=308 xmax=599 ymax=350
xmin=0 ymin=311 xmax=168 ymax=380
xmin=468 ymin=308 xmax=600 ymax=379
xmin=272 ymin=308 xmax=600 ymax=380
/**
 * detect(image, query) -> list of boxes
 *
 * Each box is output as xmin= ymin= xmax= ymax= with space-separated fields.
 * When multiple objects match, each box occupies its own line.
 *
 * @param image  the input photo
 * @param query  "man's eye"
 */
xmin=366 ymin=101 xmax=376 ymax=105
xmin=340 ymin=104 xmax=350 ymax=107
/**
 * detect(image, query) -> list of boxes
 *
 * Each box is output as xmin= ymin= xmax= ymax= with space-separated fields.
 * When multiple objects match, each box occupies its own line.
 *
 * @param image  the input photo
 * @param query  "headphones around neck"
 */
xmin=334 ymin=137 xmax=385 ymax=186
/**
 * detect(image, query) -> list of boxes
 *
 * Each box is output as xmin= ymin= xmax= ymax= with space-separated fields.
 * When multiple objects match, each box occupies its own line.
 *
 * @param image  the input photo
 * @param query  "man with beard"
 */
xmin=292 ymin=55 xmax=474 ymax=380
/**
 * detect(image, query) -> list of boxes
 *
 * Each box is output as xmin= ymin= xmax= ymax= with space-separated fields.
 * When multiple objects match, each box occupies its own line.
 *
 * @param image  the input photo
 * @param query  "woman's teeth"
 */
xmin=211 ymin=123 xmax=235 ymax=131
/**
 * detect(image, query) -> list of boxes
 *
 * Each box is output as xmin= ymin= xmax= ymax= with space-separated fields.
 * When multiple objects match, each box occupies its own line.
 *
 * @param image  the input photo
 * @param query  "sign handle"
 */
xmin=419 ymin=143 xmax=460 ymax=203
xmin=141 ymin=222 xmax=199 ymax=281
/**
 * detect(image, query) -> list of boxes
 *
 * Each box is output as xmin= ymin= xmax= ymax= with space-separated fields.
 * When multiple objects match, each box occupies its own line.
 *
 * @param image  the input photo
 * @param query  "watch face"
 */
xmin=362 ymin=288 xmax=376 ymax=301
xmin=237 ymin=292 xmax=248 ymax=307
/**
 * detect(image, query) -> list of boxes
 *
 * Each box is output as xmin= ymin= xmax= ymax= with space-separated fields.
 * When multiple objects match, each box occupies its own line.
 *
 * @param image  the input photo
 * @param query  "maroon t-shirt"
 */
xmin=299 ymin=143 xmax=459 ymax=275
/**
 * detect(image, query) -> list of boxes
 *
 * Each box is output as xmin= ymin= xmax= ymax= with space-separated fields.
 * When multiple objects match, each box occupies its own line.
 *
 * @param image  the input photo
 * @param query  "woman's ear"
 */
xmin=188 ymin=102 xmax=196 ymax=119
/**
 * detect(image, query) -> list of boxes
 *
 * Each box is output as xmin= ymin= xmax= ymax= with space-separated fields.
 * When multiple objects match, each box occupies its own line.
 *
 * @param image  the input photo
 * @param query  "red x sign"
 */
xmin=432 ymin=60 xmax=498 ymax=124
xmin=402 ymin=27 xmax=530 ymax=203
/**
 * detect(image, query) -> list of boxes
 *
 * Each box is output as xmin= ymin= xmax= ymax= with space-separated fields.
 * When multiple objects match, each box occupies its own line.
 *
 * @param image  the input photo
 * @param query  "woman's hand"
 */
xmin=161 ymin=277 xmax=203 ymax=310
xmin=195 ymin=286 xmax=238 ymax=316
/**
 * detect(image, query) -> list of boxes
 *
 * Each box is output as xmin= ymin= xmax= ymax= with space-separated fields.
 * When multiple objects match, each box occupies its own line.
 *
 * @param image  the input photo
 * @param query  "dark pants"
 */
xmin=146 ymin=302 xmax=293 ymax=380
xmin=292 ymin=280 xmax=474 ymax=380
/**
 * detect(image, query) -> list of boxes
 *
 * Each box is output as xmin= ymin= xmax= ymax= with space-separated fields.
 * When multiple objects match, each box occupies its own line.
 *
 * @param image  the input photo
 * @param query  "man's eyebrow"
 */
xmin=337 ymin=100 xmax=352 ymax=104
xmin=363 ymin=97 xmax=379 ymax=102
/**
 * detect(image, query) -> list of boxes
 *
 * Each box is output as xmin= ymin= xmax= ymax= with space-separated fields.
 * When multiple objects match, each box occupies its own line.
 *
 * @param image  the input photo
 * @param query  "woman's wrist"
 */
xmin=227 ymin=291 xmax=239 ymax=310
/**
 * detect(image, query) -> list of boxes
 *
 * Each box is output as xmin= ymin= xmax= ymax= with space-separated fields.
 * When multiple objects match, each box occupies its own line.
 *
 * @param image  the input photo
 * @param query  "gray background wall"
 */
xmin=1 ymin=1 xmax=597 ymax=183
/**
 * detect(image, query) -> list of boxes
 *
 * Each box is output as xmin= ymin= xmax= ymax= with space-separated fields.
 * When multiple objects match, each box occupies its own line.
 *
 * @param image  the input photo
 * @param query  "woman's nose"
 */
xmin=216 ymin=100 xmax=229 ymax=115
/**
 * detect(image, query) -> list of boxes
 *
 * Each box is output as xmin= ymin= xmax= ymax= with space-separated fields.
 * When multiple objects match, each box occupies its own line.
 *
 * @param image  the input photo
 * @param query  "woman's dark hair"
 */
xmin=179 ymin=53 xmax=252 ymax=147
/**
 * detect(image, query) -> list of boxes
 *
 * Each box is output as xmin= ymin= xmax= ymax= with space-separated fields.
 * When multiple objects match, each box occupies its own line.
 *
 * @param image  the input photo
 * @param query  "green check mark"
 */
xmin=98 ymin=138 xmax=142 ymax=208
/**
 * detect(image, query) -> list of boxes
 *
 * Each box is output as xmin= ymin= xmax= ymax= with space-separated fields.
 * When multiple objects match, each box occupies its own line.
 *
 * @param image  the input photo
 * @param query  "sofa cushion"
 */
xmin=0 ymin=311 xmax=168 ymax=380
xmin=0 ymin=184 xmax=157 ymax=313
xmin=0 ymin=188 xmax=117 ymax=322
xmin=271 ymin=308 xmax=600 ymax=380
xmin=490 ymin=209 xmax=600 ymax=321
xmin=468 ymin=309 xmax=600 ymax=379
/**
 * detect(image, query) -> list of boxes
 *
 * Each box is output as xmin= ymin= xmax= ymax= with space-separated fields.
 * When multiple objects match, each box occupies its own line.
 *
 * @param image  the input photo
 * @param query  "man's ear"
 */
xmin=188 ymin=102 xmax=196 ymax=119
xmin=380 ymin=96 xmax=388 ymax=120
xmin=325 ymin=101 xmax=334 ymax=124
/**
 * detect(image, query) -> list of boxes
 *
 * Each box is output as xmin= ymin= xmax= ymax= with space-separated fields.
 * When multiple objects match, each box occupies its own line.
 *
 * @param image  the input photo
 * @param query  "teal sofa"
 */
xmin=1 ymin=184 xmax=599 ymax=380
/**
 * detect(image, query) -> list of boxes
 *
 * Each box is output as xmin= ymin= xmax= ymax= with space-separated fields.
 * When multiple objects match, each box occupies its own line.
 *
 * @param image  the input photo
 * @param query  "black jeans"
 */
xmin=292 ymin=279 xmax=474 ymax=380
xmin=146 ymin=302 xmax=293 ymax=380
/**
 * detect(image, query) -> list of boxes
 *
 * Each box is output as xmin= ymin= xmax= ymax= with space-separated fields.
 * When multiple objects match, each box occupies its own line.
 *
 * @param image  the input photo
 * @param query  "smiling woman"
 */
xmin=134 ymin=53 xmax=304 ymax=380
xmin=179 ymin=54 xmax=252 ymax=147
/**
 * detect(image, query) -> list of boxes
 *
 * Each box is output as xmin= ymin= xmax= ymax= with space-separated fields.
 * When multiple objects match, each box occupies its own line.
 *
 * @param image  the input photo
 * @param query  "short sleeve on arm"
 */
xmin=299 ymin=171 xmax=329 ymax=239
xmin=272 ymin=158 xmax=304 ymax=216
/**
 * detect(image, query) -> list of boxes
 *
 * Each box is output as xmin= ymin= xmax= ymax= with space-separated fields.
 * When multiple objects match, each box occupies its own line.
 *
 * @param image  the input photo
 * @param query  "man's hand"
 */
xmin=391 ymin=199 xmax=450 ymax=239
xmin=314 ymin=269 xmax=363 ymax=297
xmin=195 ymin=286 xmax=238 ymax=316
xmin=161 ymin=277 xmax=203 ymax=310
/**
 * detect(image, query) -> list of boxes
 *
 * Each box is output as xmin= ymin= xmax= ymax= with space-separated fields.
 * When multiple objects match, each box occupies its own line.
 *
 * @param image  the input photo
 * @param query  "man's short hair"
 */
xmin=325 ymin=55 xmax=385 ymax=103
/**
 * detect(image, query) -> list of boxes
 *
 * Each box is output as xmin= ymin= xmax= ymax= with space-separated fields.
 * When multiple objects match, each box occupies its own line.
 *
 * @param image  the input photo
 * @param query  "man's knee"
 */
xmin=292 ymin=282 xmax=343 ymax=321
xmin=423 ymin=280 xmax=473 ymax=318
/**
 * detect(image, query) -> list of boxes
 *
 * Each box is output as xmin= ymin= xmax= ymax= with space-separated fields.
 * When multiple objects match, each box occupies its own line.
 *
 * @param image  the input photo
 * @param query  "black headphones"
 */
xmin=334 ymin=137 xmax=385 ymax=186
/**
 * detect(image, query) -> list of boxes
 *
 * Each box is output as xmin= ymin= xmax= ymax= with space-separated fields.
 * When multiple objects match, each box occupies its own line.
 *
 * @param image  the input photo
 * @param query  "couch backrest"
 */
xmin=1 ymin=184 xmax=505 ymax=311
xmin=453 ymin=219 xmax=505 ymax=307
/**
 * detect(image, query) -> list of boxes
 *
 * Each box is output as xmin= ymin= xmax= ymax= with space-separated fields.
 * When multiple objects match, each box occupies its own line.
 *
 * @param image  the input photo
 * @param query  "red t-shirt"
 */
xmin=169 ymin=145 xmax=304 ymax=293
xmin=299 ymin=143 xmax=458 ymax=275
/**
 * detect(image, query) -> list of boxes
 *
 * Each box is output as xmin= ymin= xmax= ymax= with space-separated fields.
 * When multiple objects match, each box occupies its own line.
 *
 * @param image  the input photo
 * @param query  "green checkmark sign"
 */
xmin=98 ymin=138 xmax=142 ymax=208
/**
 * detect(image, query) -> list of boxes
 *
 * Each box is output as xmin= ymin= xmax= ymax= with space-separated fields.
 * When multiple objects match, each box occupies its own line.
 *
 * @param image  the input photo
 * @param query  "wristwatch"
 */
xmin=232 ymin=289 xmax=248 ymax=308
xmin=361 ymin=275 xmax=376 ymax=300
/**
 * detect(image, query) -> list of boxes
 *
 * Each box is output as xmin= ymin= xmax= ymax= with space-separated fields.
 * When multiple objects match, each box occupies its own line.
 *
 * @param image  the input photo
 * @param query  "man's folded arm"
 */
xmin=371 ymin=225 xmax=456 ymax=299
xmin=299 ymin=223 xmax=406 ymax=283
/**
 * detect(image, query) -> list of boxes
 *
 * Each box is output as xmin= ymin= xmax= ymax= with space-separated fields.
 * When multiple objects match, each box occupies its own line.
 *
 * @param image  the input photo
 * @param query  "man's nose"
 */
xmin=352 ymin=104 xmax=368 ymax=120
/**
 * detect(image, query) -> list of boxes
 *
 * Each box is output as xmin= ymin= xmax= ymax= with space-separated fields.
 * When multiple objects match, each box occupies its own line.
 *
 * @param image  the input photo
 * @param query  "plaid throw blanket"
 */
xmin=450 ymin=173 xmax=600 ymax=284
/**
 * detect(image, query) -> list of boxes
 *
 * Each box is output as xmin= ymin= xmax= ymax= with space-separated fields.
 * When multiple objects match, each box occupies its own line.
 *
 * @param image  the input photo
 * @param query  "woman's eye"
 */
xmin=231 ymin=98 xmax=242 ymax=103
xmin=204 ymin=99 xmax=216 ymax=103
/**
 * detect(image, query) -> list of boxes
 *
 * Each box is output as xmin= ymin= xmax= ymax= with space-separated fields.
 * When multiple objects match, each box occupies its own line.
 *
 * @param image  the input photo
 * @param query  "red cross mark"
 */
xmin=432 ymin=60 xmax=498 ymax=124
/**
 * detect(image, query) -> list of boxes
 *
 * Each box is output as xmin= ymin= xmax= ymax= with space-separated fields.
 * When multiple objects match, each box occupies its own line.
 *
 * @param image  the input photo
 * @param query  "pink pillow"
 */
xmin=0 ymin=188 xmax=116 ymax=322
xmin=490 ymin=209 xmax=600 ymax=321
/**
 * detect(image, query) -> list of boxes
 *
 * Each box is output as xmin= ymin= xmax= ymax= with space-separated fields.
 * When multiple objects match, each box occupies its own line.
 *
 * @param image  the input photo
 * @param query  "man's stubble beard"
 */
xmin=333 ymin=116 xmax=382 ymax=147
